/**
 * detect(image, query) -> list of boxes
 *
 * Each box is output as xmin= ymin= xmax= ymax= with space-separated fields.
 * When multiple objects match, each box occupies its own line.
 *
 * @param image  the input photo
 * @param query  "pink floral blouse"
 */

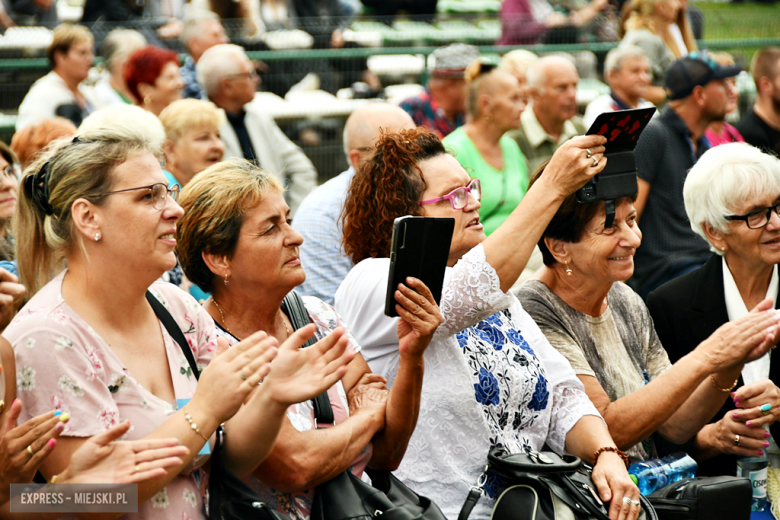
xmin=2 ymin=271 xmax=218 ymax=520
xmin=215 ymin=295 xmax=370 ymax=520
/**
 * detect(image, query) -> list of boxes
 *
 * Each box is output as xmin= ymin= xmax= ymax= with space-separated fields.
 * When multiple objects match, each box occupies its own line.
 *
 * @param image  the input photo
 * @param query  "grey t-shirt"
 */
xmin=517 ymin=280 xmax=671 ymax=462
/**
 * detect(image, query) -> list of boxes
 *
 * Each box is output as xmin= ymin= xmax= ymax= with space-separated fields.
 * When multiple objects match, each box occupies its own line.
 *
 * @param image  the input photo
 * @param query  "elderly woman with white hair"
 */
xmin=93 ymin=28 xmax=147 ymax=108
xmin=647 ymin=143 xmax=780 ymax=476
xmin=517 ymin=151 xmax=780 ymax=468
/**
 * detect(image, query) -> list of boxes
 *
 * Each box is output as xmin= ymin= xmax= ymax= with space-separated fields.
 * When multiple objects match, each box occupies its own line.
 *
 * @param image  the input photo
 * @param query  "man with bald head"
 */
xmin=508 ymin=55 xmax=586 ymax=174
xmin=294 ymin=103 xmax=415 ymax=303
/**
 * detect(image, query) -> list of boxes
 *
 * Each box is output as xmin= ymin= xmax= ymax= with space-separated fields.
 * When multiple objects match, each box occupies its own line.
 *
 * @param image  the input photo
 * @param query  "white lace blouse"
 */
xmin=334 ymin=244 xmax=601 ymax=519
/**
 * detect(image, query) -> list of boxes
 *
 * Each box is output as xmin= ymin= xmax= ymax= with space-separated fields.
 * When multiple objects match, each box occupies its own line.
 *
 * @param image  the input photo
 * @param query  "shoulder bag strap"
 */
xmin=281 ymin=290 xmax=334 ymax=425
xmin=146 ymin=291 xmax=200 ymax=380
xmin=457 ymin=488 xmax=482 ymax=520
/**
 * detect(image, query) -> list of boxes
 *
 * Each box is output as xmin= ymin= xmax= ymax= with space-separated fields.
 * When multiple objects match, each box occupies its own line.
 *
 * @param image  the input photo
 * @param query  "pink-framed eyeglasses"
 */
xmin=418 ymin=179 xmax=482 ymax=210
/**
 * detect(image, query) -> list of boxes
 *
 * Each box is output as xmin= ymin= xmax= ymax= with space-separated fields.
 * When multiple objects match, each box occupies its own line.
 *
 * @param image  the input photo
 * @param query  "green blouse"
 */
xmin=443 ymin=127 xmax=529 ymax=235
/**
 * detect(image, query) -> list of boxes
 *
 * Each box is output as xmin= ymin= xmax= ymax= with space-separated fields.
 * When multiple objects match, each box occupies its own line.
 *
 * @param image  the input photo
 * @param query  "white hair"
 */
xmin=100 ymin=29 xmax=146 ymax=73
xmin=196 ymin=43 xmax=245 ymax=96
xmin=77 ymin=105 xmax=166 ymax=151
xmin=604 ymin=46 xmax=649 ymax=83
xmin=527 ymin=55 xmax=576 ymax=94
xmin=684 ymin=142 xmax=780 ymax=254
xmin=180 ymin=10 xmax=220 ymax=48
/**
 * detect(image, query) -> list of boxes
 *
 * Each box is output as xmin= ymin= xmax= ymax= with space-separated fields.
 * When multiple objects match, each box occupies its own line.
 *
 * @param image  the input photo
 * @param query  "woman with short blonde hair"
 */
xmin=160 ymin=99 xmax=226 ymax=189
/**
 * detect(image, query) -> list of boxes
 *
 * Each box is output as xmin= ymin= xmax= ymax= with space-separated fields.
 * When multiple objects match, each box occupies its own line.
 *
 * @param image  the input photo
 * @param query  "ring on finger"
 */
xmin=622 ymin=496 xmax=632 ymax=505
xmin=592 ymin=156 xmax=599 ymax=167
xmin=240 ymin=370 xmax=248 ymax=381
xmin=134 ymin=465 xmax=141 ymax=473
xmin=734 ymin=434 xmax=741 ymax=446
xmin=26 ymin=445 xmax=33 ymax=456
xmin=631 ymin=500 xmax=641 ymax=507
xmin=761 ymin=404 xmax=771 ymax=415
xmin=586 ymin=148 xmax=593 ymax=158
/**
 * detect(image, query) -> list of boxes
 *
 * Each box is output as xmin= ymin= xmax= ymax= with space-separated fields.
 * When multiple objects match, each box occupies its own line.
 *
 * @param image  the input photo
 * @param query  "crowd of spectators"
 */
xmin=0 ymin=3 xmax=779 ymax=520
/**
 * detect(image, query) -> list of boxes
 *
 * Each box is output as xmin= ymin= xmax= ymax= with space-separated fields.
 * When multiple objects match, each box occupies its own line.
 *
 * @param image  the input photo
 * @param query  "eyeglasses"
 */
xmin=2 ymin=164 xmax=19 ymax=180
xmin=226 ymin=70 xmax=259 ymax=81
xmin=95 ymin=183 xmax=180 ymax=210
xmin=418 ymin=179 xmax=481 ymax=210
xmin=725 ymin=202 xmax=780 ymax=229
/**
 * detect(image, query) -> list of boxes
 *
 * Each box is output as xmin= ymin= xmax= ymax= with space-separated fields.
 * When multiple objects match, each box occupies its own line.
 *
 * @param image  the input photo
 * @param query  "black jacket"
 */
xmin=646 ymin=254 xmax=780 ymax=476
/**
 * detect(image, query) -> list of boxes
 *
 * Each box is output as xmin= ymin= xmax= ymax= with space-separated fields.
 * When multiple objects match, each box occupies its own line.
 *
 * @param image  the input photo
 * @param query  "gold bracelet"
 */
xmin=50 ymin=475 xmax=58 ymax=484
xmin=710 ymin=374 xmax=739 ymax=393
xmin=184 ymin=412 xmax=209 ymax=442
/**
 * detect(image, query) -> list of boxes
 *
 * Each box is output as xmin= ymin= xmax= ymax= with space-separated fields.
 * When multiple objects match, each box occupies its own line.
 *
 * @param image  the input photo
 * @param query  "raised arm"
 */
xmin=482 ymin=135 xmax=607 ymax=293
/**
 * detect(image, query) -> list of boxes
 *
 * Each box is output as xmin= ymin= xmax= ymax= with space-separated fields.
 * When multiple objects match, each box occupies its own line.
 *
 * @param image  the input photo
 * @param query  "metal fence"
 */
xmin=1 ymin=11 xmax=779 ymax=181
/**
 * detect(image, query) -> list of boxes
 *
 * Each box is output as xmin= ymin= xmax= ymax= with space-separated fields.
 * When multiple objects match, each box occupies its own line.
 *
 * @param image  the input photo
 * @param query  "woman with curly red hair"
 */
xmin=124 ymin=46 xmax=184 ymax=116
xmin=336 ymin=128 xmax=642 ymax=520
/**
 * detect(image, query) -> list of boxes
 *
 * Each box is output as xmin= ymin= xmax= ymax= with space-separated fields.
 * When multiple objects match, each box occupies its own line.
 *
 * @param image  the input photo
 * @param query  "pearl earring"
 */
xmin=565 ymin=259 xmax=573 ymax=276
xmin=224 ymin=275 xmax=229 ymax=286
xmin=94 ymin=232 xmax=100 ymax=242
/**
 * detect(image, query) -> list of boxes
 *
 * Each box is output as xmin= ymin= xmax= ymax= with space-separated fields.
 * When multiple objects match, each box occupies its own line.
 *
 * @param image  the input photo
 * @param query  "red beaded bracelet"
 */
xmin=593 ymin=446 xmax=629 ymax=469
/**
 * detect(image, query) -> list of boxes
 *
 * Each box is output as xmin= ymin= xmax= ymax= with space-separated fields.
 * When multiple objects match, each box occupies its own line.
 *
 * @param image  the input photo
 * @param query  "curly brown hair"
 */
xmin=342 ymin=128 xmax=446 ymax=264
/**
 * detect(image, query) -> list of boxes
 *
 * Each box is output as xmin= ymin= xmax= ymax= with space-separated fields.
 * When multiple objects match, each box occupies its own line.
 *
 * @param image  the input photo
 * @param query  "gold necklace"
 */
xmin=211 ymin=298 xmax=291 ymax=340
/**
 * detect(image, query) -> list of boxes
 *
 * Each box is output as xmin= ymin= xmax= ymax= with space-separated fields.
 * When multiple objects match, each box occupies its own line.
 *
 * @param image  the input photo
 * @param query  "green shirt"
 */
xmin=443 ymin=127 xmax=529 ymax=236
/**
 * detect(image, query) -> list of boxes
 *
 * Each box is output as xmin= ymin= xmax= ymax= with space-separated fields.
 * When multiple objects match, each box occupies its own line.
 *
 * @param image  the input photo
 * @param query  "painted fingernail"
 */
xmin=747 ymin=421 xmax=753 ymax=427
xmin=759 ymin=450 xmax=765 ymax=455
xmin=54 ymin=423 xmax=63 ymax=432
xmin=53 ymin=410 xmax=62 ymax=417
xmin=762 ymin=404 xmax=772 ymax=412
xmin=766 ymin=431 xmax=771 ymax=438
xmin=733 ymin=413 xmax=739 ymax=419
xmin=13 ymin=399 xmax=19 ymax=406
xmin=47 ymin=439 xmax=55 ymax=448
xmin=764 ymin=442 xmax=770 ymax=447
xmin=59 ymin=413 xmax=69 ymax=422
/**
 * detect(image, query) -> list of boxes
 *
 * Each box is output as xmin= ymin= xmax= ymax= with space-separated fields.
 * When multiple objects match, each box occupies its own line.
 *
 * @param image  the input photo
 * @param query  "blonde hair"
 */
xmin=48 ymin=24 xmax=93 ymax=67
xmin=464 ymin=59 xmax=505 ymax=119
xmin=159 ymin=99 xmax=226 ymax=144
xmin=177 ymin=158 xmax=283 ymax=293
xmin=16 ymin=128 xmax=162 ymax=296
xmin=624 ymin=0 xmax=697 ymax=57
xmin=499 ymin=49 xmax=538 ymax=78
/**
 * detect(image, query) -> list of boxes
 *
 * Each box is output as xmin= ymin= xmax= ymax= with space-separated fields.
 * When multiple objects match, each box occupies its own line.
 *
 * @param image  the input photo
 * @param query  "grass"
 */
xmin=695 ymin=1 xmax=780 ymax=63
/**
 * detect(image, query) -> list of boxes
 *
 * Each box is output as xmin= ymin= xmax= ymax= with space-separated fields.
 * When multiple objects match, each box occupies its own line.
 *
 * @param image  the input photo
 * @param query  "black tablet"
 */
xmin=385 ymin=216 xmax=454 ymax=318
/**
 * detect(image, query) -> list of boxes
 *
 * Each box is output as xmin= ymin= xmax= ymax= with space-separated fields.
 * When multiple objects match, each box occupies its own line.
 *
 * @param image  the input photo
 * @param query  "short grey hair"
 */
xmin=78 ymin=104 xmax=166 ymax=151
xmin=180 ymin=10 xmax=220 ymax=48
xmin=196 ymin=44 xmax=245 ymax=96
xmin=100 ymin=29 xmax=146 ymax=74
xmin=604 ymin=46 xmax=648 ymax=83
xmin=684 ymin=142 xmax=780 ymax=254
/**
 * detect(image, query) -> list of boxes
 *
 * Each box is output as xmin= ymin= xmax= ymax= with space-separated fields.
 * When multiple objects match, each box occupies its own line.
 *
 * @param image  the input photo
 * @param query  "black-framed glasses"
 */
xmin=725 ymin=203 xmax=780 ymax=229
xmin=95 ymin=183 xmax=180 ymax=210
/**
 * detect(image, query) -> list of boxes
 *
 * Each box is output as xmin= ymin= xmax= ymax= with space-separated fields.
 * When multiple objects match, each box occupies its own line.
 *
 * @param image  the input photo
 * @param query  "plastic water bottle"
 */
xmin=737 ymin=435 xmax=769 ymax=513
xmin=628 ymin=453 xmax=698 ymax=495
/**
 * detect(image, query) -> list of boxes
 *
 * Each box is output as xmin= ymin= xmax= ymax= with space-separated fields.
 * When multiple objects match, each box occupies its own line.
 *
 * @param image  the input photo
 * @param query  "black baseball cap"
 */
xmin=664 ymin=50 xmax=742 ymax=101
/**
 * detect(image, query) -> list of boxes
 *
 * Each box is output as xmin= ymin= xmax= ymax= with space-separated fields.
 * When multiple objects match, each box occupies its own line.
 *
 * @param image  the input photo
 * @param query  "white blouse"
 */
xmin=335 ymin=244 xmax=601 ymax=519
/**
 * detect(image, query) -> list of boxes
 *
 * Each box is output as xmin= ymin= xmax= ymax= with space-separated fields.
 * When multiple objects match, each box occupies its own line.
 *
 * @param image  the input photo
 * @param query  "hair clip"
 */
xmin=25 ymin=161 xmax=54 ymax=216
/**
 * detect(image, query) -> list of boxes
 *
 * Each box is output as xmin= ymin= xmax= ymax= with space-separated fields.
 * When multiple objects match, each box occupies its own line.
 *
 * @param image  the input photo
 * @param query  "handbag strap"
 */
xmin=457 ymin=488 xmax=482 ymax=520
xmin=146 ymin=291 xmax=200 ymax=380
xmin=280 ymin=290 xmax=334 ymax=425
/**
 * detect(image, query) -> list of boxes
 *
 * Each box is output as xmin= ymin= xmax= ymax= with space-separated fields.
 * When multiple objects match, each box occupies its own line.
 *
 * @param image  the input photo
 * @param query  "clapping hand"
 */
xmin=0 ymin=268 xmax=25 ymax=332
xmin=58 ymin=422 xmax=189 ymax=485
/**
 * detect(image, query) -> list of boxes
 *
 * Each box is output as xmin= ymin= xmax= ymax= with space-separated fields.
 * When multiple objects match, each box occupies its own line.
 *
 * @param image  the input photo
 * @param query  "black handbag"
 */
xmin=648 ymin=476 xmax=752 ymax=520
xmin=146 ymin=292 xmax=289 ymax=520
xmin=458 ymin=448 xmax=659 ymax=520
xmin=296 ymin=291 xmax=446 ymax=520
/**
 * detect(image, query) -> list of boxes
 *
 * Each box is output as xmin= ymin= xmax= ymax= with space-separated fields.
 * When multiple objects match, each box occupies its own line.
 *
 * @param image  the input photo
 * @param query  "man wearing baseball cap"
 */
xmin=630 ymin=51 xmax=742 ymax=299
xmin=399 ymin=43 xmax=479 ymax=138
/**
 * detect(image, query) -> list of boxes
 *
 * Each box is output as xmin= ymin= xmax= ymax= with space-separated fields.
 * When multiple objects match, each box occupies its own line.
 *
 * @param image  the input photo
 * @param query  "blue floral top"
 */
xmin=336 ymin=244 xmax=602 ymax=520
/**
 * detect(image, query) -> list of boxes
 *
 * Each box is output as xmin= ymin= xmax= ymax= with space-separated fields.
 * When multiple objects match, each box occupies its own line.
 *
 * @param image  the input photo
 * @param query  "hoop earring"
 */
xmin=224 ymin=275 xmax=229 ymax=286
xmin=144 ymin=96 xmax=151 ymax=105
xmin=565 ymin=259 xmax=573 ymax=276
xmin=94 ymin=232 xmax=100 ymax=242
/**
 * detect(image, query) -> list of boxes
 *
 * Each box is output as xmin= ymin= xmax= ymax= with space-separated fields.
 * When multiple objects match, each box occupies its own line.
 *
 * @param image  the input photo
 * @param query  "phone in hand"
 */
xmin=385 ymin=216 xmax=454 ymax=318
